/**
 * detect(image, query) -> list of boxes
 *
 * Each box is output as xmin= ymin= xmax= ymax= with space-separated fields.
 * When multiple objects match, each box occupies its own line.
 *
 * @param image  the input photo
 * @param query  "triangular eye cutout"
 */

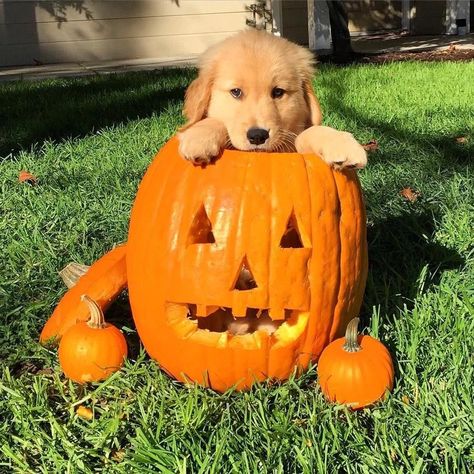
xmin=233 ymin=256 xmax=258 ymax=291
xmin=280 ymin=211 xmax=304 ymax=248
xmin=187 ymin=204 xmax=216 ymax=245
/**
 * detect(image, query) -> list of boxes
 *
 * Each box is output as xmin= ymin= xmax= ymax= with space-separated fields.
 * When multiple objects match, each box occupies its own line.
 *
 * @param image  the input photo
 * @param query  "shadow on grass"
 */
xmin=362 ymin=210 xmax=464 ymax=323
xmin=317 ymin=66 xmax=470 ymax=325
xmin=0 ymin=68 xmax=194 ymax=156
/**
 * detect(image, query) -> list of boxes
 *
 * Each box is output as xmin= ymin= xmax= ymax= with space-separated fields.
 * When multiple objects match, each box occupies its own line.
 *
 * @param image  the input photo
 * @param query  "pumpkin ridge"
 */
xmin=297 ymin=155 xmax=341 ymax=365
xmin=328 ymin=167 xmax=344 ymax=343
xmin=330 ymin=170 xmax=366 ymax=341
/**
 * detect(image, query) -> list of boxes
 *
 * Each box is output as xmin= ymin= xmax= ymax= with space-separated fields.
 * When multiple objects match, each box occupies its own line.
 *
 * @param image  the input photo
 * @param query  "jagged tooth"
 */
xmin=268 ymin=307 xmax=285 ymax=321
xmin=232 ymin=300 xmax=247 ymax=317
xmin=196 ymin=305 xmax=219 ymax=317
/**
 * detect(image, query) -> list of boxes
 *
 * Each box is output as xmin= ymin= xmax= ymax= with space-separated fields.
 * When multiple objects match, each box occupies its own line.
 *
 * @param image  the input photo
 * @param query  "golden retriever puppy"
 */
xmin=178 ymin=29 xmax=367 ymax=169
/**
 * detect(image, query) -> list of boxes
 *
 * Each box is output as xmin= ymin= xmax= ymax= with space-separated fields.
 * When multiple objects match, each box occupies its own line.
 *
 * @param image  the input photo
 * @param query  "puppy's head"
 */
xmin=182 ymin=30 xmax=322 ymax=152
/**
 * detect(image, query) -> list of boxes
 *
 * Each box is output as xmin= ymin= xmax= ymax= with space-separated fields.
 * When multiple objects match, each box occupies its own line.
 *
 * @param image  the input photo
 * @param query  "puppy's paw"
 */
xmin=178 ymin=127 xmax=223 ymax=165
xmin=295 ymin=126 xmax=367 ymax=170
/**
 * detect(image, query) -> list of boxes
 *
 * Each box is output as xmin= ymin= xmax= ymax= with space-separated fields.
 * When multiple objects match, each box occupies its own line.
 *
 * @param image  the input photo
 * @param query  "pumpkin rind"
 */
xmin=127 ymin=137 xmax=368 ymax=391
xmin=317 ymin=319 xmax=394 ymax=409
xmin=40 ymin=245 xmax=127 ymax=345
xmin=58 ymin=296 xmax=128 ymax=383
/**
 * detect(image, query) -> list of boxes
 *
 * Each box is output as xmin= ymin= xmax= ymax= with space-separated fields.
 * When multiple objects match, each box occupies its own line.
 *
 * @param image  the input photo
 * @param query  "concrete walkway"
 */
xmin=1 ymin=33 xmax=472 ymax=82
xmin=0 ymin=56 xmax=198 ymax=82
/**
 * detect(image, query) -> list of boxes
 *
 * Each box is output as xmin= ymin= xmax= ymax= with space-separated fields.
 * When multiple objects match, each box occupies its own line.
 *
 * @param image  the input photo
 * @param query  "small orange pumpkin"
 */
xmin=127 ymin=137 xmax=368 ymax=391
xmin=317 ymin=317 xmax=394 ymax=409
xmin=58 ymin=295 xmax=128 ymax=383
xmin=40 ymin=245 xmax=127 ymax=345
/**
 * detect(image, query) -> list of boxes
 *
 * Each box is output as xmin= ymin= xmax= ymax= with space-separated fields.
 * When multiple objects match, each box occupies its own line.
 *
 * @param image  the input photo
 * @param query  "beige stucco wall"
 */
xmin=0 ymin=0 xmax=249 ymax=67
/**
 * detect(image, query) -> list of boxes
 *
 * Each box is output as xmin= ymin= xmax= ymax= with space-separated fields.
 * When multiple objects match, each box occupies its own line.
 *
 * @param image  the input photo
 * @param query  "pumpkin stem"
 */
xmin=59 ymin=262 xmax=90 ymax=288
xmin=81 ymin=295 xmax=106 ymax=329
xmin=342 ymin=317 xmax=361 ymax=352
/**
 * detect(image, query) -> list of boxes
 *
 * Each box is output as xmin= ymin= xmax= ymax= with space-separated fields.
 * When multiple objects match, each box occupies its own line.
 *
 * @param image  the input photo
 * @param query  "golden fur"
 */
xmin=179 ymin=29 xmax=366 ymax=169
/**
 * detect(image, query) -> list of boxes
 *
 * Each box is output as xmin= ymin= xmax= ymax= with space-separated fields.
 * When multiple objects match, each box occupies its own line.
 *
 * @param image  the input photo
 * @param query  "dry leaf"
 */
xmin=111 ymin=449 xmax=126 ymax=462
xmin=76 ymin=405 xmax=93 ymax=420
xmin=305 ymin=439 xmax=313 ymax=447
xmin=401 ymin=395 xmax=410 ymax=405
xmin=455 ymin=136 xmax=468 ymax=144
xmin=400 ymin=187 xmax=420 ymax=203
xmin=18 ymin=170 xmax=38 ymax=185
xmin=362 ymin=139 xmax=379 ymax=152
xmin=447 ymin=44 xmax=457 ymax=52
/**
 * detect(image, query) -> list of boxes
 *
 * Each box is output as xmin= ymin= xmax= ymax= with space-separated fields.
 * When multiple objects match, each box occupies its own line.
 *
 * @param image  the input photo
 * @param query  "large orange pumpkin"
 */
xmin=127 ymin=137 xmax=368 ymax=392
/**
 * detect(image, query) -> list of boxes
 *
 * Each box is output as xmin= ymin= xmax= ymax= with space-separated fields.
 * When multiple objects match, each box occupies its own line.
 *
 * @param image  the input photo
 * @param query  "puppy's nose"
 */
xmin=247 ymin=127 xmax=269 ymax=145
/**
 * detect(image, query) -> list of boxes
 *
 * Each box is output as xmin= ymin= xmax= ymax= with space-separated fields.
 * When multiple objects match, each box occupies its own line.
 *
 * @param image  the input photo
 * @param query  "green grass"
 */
xmin=1 ymin=61 xmax=473 ymax=473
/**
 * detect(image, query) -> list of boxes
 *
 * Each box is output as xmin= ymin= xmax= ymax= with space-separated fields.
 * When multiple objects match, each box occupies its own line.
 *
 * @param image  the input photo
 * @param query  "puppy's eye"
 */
xmin=271 ymin=87 xmax=285 ymax=99
xmin=230 ymin=88 xmax=243 ymax=99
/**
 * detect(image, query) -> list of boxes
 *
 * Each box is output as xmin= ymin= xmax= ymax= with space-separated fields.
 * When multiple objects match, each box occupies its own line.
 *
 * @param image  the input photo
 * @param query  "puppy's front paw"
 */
xmin=178 ymin=128 xmax=222 ymax=165
xmin=295 ymin=126 xmax=367 ymax=170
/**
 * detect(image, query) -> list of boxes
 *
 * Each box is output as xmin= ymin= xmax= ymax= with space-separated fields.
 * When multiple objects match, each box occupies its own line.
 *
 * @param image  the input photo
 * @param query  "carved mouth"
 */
xmin=187 ymin=305 xmax=293 ymax=335
xmin=166 ymin=303 xmax=309 ymax=349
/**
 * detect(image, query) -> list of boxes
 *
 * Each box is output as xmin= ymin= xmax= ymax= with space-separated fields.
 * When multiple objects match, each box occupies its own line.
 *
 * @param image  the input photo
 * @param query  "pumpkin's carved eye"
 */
xmin=187 ymin=205 xmax=216 ymax=245
xmin=233 ymin=255 xmax=258 ymax=291
xmin=280 ymin=211 xmax=306 ymax=248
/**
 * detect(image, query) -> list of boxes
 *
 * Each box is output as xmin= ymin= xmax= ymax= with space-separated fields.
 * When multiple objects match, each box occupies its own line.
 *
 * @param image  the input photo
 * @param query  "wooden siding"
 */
xmin=0 ymin=0 xmax=249 ymax=67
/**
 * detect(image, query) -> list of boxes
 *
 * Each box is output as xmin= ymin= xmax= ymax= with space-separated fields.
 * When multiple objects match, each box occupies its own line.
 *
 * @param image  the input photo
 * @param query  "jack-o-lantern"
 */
xmin=127 ymin=137 xmax=367 ymax=392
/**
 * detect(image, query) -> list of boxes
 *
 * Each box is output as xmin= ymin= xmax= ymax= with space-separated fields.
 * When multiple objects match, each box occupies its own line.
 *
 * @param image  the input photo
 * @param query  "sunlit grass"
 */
xmin=1 ymin=61 xmax=473 ymax=473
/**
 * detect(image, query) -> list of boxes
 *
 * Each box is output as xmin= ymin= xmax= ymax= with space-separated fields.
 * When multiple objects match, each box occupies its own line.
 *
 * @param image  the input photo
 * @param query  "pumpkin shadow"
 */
xmin=361 ymin=210 xmax=464 ymax=327
xmin=0 ymin=68 xmax=193 ymax=157
xmin=105 ymin=290 xmax=142 ymax=361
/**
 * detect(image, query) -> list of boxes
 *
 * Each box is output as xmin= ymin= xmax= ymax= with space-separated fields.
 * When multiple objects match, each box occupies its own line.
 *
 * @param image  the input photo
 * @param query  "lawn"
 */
xmin=1 ymin=60 xmax=473 ymax=473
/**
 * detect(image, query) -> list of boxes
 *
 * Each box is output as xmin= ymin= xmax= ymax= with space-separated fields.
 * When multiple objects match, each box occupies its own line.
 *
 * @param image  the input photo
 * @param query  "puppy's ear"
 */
xmin=303 ymin=80 xmax=323 ymax=126
xmin=181 ymin=69 xmax=213 ymax=131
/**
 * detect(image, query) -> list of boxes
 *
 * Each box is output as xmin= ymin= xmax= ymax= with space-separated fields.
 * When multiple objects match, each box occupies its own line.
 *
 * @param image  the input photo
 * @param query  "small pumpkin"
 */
xmin=317 ymin=317 xmax=394 ymax=409
xmin=127 ymin=137 xmax=368 ymax=392
xmin=40 ymin=245 xmax=127 ymax=345
xmin=58 ymin=295 xmax=128 ymax=383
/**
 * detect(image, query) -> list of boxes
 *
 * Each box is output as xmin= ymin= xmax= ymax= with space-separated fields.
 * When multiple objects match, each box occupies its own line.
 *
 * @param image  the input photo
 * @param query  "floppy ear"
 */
xmin=181 ymin=70 xmax=213 ymax=131
xmin=303 ymin=79 xmax=323 ymax=126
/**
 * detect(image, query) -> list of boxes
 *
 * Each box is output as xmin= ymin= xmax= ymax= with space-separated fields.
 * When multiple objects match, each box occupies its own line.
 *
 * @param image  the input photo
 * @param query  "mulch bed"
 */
xmin=320 ymin=46 xmax=474 ymax=65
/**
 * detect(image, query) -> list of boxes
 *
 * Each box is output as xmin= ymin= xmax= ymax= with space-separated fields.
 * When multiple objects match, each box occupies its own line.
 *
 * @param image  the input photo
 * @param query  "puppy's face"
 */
xmin=183 ymin=31 xmax=322 ymax=152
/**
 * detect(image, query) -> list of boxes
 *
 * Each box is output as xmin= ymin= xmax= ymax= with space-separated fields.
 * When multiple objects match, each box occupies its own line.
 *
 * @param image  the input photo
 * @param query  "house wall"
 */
xmin=280 ymin=0 xmax=309 ymax=45
xmin=346 ymin=0 xmax=403 ymax=34
xmin=0 ymin=0 xmax=249 ymax=67
xmin=412 ymin=0 xmax=447 ymax=34
xmin=279 ymin=0 xmax=404 ymax=49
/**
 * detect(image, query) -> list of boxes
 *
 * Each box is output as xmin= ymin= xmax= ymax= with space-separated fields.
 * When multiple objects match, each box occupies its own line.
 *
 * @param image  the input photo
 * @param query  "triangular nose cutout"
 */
xmin=233 ymin=256 xmax=258 ymax=291
xmin=187 ymin=204 xmax=216 ymax=245
xmin=280 ymin=211 xmax=304 ymax=248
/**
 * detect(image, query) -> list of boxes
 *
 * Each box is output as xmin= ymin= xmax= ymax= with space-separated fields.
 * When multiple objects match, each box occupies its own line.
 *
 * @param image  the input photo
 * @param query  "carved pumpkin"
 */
xmin=127 ymin=137 xmax=368 ymax=392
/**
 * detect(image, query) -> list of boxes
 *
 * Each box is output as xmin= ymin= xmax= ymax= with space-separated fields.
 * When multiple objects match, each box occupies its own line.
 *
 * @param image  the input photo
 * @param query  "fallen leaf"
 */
xmin=400 ymin=187 xmax=420 ymax=203
xmin=305 ymin=439 xmax=313 ymax=447
xmin=18 ymin=170 xmax=38 ymax=185
xmin=447 ymin=44 xmax=457 ymax=52
xmin=111 ymin=449 xmax=126 ymax=462
xmin=362 ymin=139 xmax=379 ymax=152
xmin=401 ymin=395 xmax=410 ymax=405
xmin=455 ymin=136 xmax=468 ymax=144
xmin=76 ymin=405 xmax=93 ymax=420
